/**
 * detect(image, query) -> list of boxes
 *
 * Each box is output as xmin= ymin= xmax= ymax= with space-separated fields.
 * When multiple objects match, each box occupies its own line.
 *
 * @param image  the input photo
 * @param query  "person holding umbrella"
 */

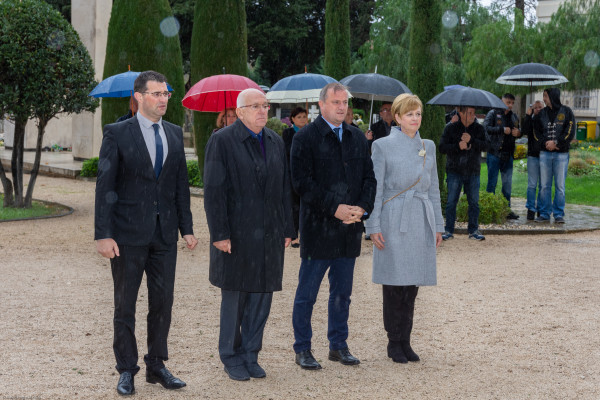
xmin=366 ymin=102 xmax=395 ymax=151
xmin=214 ymin=107 xmax=237 ymax=132
xmin=439 ymin=106 xmax=488 ymax=241
xmin=483 ymin=93 xmax=522 ymax=219
xmin=365 ymin=93 xmax=444 ymax=364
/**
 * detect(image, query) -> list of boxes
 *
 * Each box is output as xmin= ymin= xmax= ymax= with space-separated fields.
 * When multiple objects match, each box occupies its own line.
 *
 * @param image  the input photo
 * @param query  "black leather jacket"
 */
xmin=483 ymin=108 xmax=521 ymax=157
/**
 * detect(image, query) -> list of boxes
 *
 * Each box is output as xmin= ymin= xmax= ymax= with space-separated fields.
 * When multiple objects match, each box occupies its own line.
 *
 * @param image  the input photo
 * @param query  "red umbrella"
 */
xmin=182 ymin=74 xmax=263 ymax=112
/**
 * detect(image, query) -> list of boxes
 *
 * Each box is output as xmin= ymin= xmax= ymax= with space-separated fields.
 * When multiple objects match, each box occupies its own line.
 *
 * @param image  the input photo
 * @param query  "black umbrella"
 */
xmin=427 ymin=86 xmax=507 ymax=110
xmin=495 ymin=63 xmax=568 ymax=86
xmin=340 ymin=72 xmax=412 ymax=128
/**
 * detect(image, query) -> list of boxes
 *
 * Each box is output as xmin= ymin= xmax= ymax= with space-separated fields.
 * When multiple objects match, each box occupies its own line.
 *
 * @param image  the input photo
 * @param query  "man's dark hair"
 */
xmin=458 ymin=106 xmax=475 ymax=113
xmin=290 ymin=106 xmax=307 ymax=120
xmin=502 ymin=93 xmax=515 ymax=100
xmin=380 ymin=102 xmax=392 ymax=110
xmin=134 ymin=70 xmax=167 ymax=93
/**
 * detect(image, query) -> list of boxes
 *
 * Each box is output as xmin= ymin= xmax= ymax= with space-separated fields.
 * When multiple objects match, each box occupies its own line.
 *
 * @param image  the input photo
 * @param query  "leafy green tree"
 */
xmin=463 ymin=10 xmax=536 ymax=96
xmin=0 ymin=0 xmax=98 ymax=208
xmin=537 ymin=0 xmax=600 ymax=90
xmin=324 ymin=0 xmax=351 ymax=80
xmin=246 ymin=0 xmax=373 ymax=85
xmin=169 ymin=0 xmax=195 ymax=81
xmin=102 ymin=0 xmax=185 ymax=127
xmin=407 ymin=0 xmax=446 ymax=188
xmin=190 ymin=0 xmax=247 ymax=177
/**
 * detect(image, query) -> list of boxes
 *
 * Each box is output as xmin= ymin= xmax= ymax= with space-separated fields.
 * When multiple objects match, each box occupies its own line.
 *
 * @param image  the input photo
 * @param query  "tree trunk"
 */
xmin=11 ymin=116 xmax=26 ymax=208
xmin=24 ymin=118 xmax=47 ymax=208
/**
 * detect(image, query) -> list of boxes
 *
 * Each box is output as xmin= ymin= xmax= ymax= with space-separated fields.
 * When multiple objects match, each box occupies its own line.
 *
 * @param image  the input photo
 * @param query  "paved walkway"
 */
xmin=2 ymin=148 xmax=599 ymax=234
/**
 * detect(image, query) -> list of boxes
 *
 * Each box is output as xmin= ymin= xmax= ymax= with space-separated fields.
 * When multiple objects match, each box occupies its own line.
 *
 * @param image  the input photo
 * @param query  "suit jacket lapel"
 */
xmin=127 ymin=116 xmax=155 ymax=177
xmin=159 ymin=123 xmax=177 ymax=180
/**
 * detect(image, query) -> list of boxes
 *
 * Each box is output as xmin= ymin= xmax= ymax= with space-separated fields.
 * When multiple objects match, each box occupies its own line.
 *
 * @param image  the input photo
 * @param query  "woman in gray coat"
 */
xmin=364 ymin=94 xmax=444 ymax=363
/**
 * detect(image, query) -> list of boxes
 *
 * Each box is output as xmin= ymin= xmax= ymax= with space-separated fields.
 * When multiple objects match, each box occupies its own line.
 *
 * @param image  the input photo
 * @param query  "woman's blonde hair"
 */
xmin=391 ymin=94 xmax=423 ymax=120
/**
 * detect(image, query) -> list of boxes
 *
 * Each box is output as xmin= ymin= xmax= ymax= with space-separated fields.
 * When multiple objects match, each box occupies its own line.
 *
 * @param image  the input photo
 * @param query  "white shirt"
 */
xmin=136 ymin=112 xmax=169 ymax=167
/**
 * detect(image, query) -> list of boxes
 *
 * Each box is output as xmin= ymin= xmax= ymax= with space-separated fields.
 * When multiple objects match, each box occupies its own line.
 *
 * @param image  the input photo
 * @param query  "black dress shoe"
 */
xmin=328 ymin=348 xmax=360 ymax=365
xmin=507 ymin=211 xmax=520 ymax=220
xmin=146 ymin=367 xmax=186 ymax=389
xmin=117 ymin=371 xmax=135 ymax=396
xmin=295 ymin=350 xmax=322 ymax=370
xmin=527 ymin=209 xmax=535 ymax=220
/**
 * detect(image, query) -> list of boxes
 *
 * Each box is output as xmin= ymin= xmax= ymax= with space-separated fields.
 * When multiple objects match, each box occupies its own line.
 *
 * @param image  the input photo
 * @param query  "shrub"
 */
xmin=266 ymin=117 xmax=287 ymax=135
xmin=568 ymin=157 xmax=592 ymax=176
xmin=514 ymin=144 xmax=527 ymax=160
xmin=456 ymin=191 xmax=509 ymax=225
xmin=187 ymin=160 xmax=202 ymax=187
xmin=80 ymin=157 xmax=99 ymax=177
xmin=357 ymin=122 xmax=369 ymax=133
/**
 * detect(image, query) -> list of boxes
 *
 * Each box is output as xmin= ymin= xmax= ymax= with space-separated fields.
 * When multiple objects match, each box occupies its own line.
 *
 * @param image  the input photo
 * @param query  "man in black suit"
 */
xmin=290 ymin=82 xmax=376 ymax=370
xmin=95 ymin=70 xmax=198 ymax=396
xmin=203 ymin=88 xmax=294 ymax=381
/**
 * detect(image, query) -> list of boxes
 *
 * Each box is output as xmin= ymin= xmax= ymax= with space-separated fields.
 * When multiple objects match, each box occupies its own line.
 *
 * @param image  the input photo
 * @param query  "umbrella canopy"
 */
xmin=495 ymin=63 xmax=568 ymax=86
xmin=259 ymin=84 xmax=270 ymax=93
xmin=89 ymin=71 xmax=173 ymax=98
xmin=266 ymin=73 xmax=337 ymax=103
xmin=182 ymin=74 xmax=262 ymax=112
xmin=427 ymin=86 xmax=507 ymax=109
xmin=339 ymin=73 xmax=411 ymax=102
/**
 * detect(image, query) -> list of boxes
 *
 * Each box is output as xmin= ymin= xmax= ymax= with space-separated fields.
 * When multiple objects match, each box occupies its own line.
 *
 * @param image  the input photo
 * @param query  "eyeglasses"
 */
xmin=142 ymin=91 xmax=172 ymax=99
xmin=240 ymin=103 xmax=270 ymax=111
xmin=380 ymin=109 xmax=391 ymax=113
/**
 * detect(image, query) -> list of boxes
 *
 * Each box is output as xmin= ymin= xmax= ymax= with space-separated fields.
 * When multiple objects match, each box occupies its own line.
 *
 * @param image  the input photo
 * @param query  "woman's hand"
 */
xmin=436 ymin=232 xmax=442 ymax=248
xmin=370 ymin=232 xmax=385 ymax=250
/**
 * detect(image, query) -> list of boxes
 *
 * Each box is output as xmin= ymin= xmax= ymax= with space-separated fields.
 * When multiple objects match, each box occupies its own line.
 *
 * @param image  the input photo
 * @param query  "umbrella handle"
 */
xmin=368 ymin=94 xmax=374 ymax=131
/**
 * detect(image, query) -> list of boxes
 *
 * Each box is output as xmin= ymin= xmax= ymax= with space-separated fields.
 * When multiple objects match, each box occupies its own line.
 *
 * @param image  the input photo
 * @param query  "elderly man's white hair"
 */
xmin=237 ymin=88 xmax=266 ymax=108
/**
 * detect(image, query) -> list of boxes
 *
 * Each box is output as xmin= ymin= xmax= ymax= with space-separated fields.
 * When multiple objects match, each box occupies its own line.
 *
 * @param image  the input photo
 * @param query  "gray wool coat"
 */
xmin=364 ymin=128 xmax=444 ymax=286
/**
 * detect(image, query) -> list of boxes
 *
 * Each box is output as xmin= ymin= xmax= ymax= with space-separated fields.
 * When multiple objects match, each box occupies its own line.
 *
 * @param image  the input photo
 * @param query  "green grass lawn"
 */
xmin=0 ymin=194 xmax=65 ymax=220
xmin=479 ymin=159 xmax=600 ymax=207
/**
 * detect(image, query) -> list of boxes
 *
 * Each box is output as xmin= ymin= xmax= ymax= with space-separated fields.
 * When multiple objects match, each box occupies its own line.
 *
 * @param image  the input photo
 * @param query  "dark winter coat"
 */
xmin=203 ymin=119 xmax=295 ymax=292
xmin=521 ymin=113 xmax=543 ymax=157
xmin=533 ymin=89 xmax=575 ymax=153
xmin=483 ymin=108 xmax=521 ymax=158
xmin=439 ymin=119 xmax=488 ymax=176
xmin=368 ymin=119 xmax=395 ymax=151
xmin=291 ymin=116 xmax=376 ymax=260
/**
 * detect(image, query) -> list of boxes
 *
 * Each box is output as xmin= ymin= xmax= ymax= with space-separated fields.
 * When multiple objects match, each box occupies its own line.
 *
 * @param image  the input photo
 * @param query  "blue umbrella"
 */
xmin=266 ymin=73 xmax=337 ymax=103
xmin=89 ymin=71 xmax=173 ymax=98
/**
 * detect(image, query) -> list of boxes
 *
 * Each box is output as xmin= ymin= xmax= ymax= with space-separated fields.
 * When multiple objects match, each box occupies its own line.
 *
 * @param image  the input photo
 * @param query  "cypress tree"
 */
xmin=102 ymin=0 xmax=185 ymax=127
xmin=324 ymin=0 xmax=351 ymax=80
xmin=189 ymin=0 xmax=247 ymax=177
xmin=407 ymin=0 xmax=445 ymax=188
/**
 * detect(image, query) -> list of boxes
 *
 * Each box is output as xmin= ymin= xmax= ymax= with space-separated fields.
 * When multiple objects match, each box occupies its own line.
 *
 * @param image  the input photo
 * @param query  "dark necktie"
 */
xmin=333 ymin=127 xmax=342 ymax=142
xmin=152 ymin=123 xmax=163 ymax=179
xmin=258 ymin=133 xmax=266 ymax=159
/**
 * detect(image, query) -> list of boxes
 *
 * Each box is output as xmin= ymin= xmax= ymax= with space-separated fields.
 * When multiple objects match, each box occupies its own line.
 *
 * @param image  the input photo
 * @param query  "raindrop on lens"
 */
xmin=105 ymin=191 xmax=118 ymax=204
xmin=46 ymin=29 xmax=66 ymax=51
xmin=160 ymin=16 xmax=180 ymax=37
xmin=584 ymin=51 xmax=600 ymax=68
xmin=442 ymin=10 xmax=458 ymax=29
xmin=429 ymin=43 xmax=441 ymax=55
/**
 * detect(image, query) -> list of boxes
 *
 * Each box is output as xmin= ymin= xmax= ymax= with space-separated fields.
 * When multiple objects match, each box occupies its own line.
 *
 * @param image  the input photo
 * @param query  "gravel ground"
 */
xmin=1 ymin=175 xmax=599 ymax=400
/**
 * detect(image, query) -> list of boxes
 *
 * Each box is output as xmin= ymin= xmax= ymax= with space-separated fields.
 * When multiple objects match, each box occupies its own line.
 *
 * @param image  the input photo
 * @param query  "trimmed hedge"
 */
xmin=457 ymin=191 xmax=510 ymax=225
xmin=80 ymin=157 xmax=99 ymax=177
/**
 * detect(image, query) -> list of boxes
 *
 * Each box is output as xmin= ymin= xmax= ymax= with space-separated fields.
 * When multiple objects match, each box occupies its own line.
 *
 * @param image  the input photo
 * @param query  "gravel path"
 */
xmin=1 ymin=175 xmax=598 ymax=399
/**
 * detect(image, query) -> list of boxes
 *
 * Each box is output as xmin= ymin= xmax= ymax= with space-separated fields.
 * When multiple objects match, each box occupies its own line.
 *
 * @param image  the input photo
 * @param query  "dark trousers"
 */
xmin=219 ymin=289 xmax=273 ymax=367
xmin=110 ymin=219 xmax=177 ymax=375
xmin=382 ymin=285 xmax=419 ymax=342
xmin=292 ymin=257 xmax=356 ymax=353
xmin=445 ymin=172 xmax=480 ymax=234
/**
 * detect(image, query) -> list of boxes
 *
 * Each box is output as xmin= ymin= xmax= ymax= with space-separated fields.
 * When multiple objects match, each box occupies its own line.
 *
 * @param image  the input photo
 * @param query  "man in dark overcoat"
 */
xmin=290 ymin=82 xmax=376 ymax=370
xmin=203 ymin=88 xmax=295 ymax=381
xmin=95 ymin=71 xmax=198 ymax=395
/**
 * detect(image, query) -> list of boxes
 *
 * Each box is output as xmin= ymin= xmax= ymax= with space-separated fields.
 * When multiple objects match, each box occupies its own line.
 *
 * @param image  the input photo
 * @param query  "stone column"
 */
xmin=71 ymin=0 xmax=112 ymax=160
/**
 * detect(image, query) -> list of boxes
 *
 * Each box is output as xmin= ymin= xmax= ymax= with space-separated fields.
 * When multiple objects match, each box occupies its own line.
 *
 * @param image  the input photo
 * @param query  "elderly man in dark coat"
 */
xmin=290 ymin=82 xmax=376 ymax=370
xmin=203 ymin=88 xmax=295 ymax=381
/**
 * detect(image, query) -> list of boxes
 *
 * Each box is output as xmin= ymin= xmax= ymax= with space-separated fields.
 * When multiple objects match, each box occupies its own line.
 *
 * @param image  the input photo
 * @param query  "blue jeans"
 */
xmin=486 ymin=153 xmax=514 ymax=206
xmin=445 ymin=172 xmax=480 ymax=234
xmin=539 ymin=151 xmax=569 ymax=219
xmin=526 ymin=156 xmax=542 ymax=212
xmin=292 ymin=257 xmax=356 ymax=353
